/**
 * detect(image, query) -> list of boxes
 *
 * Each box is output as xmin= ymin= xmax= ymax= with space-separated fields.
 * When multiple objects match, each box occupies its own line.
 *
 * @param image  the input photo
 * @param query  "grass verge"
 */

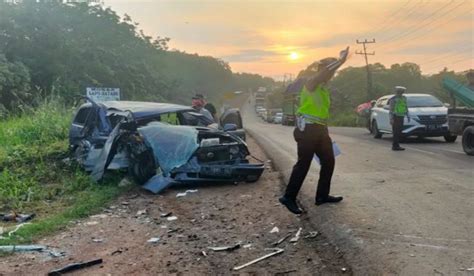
xmin=0 ymin=99 xmax=127 ymax=246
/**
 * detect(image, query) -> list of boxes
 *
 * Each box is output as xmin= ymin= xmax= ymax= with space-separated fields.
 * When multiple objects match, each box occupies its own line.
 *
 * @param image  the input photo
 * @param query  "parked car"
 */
xmin=273 ymin=112 xmax=283 ymax=124
xmin=370 ymin=93 xmax=457 ymax=142
xmin=69 ymin=99 xmax=264 ymax=193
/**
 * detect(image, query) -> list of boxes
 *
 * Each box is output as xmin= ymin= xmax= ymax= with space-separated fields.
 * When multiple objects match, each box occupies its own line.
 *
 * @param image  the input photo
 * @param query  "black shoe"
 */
xmin=279 ymin=196 xmax=303 ymax=214
xmin=392 ymin=146 xmax=405 ymax=151
xmin=315 ymin=195 xmax=343 ymax=206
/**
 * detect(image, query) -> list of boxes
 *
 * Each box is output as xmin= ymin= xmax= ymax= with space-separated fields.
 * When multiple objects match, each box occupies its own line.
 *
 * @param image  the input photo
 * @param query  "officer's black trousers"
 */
xmin=284 ymin=124 xmax=335 ymax=201
xmin=392 ymin=116 xmax=404 ymax=148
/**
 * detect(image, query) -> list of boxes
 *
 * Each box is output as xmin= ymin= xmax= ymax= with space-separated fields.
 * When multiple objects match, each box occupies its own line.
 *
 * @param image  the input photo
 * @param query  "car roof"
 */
xmin=81 ymin=101 xmax=194 ymax=119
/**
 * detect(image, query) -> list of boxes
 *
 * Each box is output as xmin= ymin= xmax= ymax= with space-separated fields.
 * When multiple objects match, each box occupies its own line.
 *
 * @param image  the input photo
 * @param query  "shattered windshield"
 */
xmin=137 ymin=122 xmax=199 ymax=175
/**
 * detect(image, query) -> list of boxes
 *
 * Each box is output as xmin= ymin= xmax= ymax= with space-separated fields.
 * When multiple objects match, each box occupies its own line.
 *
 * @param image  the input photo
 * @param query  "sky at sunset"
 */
xmin=105 ymin=0 xmax=473 ymax=79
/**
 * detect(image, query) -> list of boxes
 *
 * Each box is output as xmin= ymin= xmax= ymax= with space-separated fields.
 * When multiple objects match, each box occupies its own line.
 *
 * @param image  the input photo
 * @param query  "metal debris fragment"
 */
xmin=290 ymin=228 xmax=302 ymax=243
xmin=273 ymin=233 xmax=292 ymax=246
xmin=92 ymin=238 xmax=104 ymax=243
xmin=0 ymin=245 xmax=46 ymax=252
xmin=160 ymin=212 xmax=172 ymax=218
xmin=176 ymin=189 xmax=199 ymax=198
xmin=147 ymin=237 xmax=160 ymax=244
xmin=136 ymin=209 xmax=147 ymax=216
xmin=233 ymin=248 xmax=284 ymax=271
xmin=303 ymin=231 xmax=319 ymax=239
xmin=167 ymin=216 xmax=178 ymax=221
xmin=48 ymin=258 xmax=103 ymax=276
xmin=7 ymin=223 xmax=31 ymax=237
xmin=208 ymin=243 xmax=241 ymax=252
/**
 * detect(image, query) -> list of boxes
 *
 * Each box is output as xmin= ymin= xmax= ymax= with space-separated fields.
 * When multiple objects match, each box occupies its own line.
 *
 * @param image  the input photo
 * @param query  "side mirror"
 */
xmin=223 ymin=123 xmax=238 ymax=132
xmin=444 ymin=103 xmax=451 ymax=107
xmin=383 ymin=105 xmax=390 ymax=110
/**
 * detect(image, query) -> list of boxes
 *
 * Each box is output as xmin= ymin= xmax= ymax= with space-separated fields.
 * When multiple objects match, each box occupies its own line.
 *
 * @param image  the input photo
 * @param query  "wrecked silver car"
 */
xmin=69 ymin=99 xmax=264 ymax=193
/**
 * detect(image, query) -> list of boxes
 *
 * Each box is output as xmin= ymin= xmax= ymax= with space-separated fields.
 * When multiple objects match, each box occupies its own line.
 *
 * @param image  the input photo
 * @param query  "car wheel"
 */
xmin=245 ymin=175 xmax=259 ymax=183
xmin=443 ymin=134 xmax=457 ymax=143
xmin=462 ymin=126 xmax=474 ymax=155
xmin=372 ymin=120 xmax=382 ymax=139
xmin=129 ymin=150 xmax=156 ymax=185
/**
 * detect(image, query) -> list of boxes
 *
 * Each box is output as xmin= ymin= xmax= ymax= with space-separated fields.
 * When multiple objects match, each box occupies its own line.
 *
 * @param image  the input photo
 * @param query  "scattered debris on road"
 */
xmin=92 ymin=238 xmax=104 ymax=243
xmin=270 ymin=226 xmax=279 ymax=233
xmin=290 ymin=227 xmax=302 ymax=243
xmin=136 ymin=209 xmax=147 ymax=216
xmin=166 ymin=216 xmax=178 ymax=221
xmin=208 ymin=243 xmax=241 ymax=252
xmin=233 ymin=248 xmax=284 ymax=271
xmin=0 ymin=245 xmax=46 ymax=253
xmin=176 ymin=189 xmax=198 ymax=198
xmin=160 ymin=212 xmax=172 ymax=218
xmin=48 ymin=258 xmax=103 ymax=276
xmin=304 ymin=231 xmax=319 ymax=239
xmin=1 ymin=213 xmax=36 ymax=223
xmin=147 ymin=237 xmax=160 ymax=244
xmin=273 ymin=233 xmax=292 ymax=246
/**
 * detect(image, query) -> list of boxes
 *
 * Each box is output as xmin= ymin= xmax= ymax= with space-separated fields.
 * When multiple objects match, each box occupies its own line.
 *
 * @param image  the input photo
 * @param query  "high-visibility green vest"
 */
xmin=393 ymin=96 xmax=408 ymax=116
xmin=297 ymin=85 xmax=330 ymax=125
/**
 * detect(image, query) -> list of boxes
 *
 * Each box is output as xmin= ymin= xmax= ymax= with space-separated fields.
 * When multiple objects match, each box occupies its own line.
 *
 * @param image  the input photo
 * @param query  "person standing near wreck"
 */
xmin=192 ymin=94 xmax=215 ymax=122
xmin=279 ymin=47 xmax=349 ymax=214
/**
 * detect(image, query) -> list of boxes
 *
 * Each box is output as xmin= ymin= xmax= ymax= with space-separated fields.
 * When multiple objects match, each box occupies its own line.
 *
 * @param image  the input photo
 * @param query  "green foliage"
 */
xmin=329 ymin=63 xmax=469 ymax=115
xmin=0 ymin=55 xmax=31 ymax=117
xmin=0 ymin=2 xmax=275 ymax=113
xmin=0 ymin=99 xmax=126 ymax=244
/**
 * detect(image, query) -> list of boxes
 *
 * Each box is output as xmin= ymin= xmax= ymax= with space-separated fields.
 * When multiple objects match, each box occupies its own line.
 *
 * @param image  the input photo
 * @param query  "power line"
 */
xmin=418 ymin=47 xmax=472 ymax=66
xmin=368 ymin=0 xmax=414 ymax=36
xmin=381 ymin=0 xmax=467 ymax=45
xmin=381 ymin=0 xmax=457 ymax=43
xmin=422 ymin=57 xmax=472 ymax=73
xmin=379 ymin=7 xmax=473 ymax=53
xmin=370 ymin=0 xmax=427 ymax=41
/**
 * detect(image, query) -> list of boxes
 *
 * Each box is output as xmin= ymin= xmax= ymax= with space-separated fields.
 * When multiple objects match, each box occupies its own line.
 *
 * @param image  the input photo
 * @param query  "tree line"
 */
xmin=267 ymin=62 xmax=470 ymax=116
xmin=0 ymin=2 xmax=274 ymax=117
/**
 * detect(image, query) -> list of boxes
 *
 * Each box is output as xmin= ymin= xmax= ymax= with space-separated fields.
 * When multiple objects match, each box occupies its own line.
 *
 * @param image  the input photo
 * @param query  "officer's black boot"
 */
xmin=279 ymin=196 xmax=303 ymax=214
xmin=315 ymin=195 xmax=343 ymax=206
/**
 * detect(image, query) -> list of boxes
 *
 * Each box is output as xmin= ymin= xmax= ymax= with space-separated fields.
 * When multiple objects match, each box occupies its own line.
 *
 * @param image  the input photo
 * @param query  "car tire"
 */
xmin=129 ymin=150 xmax=156 ymax=185
xmin=372 ymin=120 xmax=382 ymax=139
xmin=245 ymin=175 xmax=259 ymax=183
xmin=462 ymin=126 xmax=474 ymax=156
xmin=443 ymin=134 xmax=457 ymax=143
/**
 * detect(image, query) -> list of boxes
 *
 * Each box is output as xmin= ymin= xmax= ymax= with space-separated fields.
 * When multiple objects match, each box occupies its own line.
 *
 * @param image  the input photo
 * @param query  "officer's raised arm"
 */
xmin=305 ymin=47 xmax=349 ymax=91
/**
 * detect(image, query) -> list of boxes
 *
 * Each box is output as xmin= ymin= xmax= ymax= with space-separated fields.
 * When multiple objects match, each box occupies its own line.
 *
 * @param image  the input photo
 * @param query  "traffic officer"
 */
xmin=389 ymin=86 xmax=409 ymax=151
xmin=279 ymin=47 xmax=349 ymax=214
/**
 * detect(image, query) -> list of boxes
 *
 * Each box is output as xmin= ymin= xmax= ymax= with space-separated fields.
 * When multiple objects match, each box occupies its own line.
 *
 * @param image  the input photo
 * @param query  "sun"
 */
xmin=289 ymin=52 xmax=300 ymax=60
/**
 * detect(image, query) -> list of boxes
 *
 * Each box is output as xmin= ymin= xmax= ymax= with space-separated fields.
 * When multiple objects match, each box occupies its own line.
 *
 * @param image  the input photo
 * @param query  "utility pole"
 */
xmin=356 ymin=39 xmax=376 ymax=100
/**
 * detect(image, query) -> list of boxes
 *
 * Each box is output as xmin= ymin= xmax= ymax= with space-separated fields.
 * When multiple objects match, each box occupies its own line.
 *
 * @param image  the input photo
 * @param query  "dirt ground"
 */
xmin=0 ymin=137 xmax=350 ymax=275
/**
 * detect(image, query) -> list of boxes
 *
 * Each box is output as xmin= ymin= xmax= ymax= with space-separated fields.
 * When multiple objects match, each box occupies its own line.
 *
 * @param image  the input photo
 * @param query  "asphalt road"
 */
xmin=243 ymin=102 xmax=473 ymax=275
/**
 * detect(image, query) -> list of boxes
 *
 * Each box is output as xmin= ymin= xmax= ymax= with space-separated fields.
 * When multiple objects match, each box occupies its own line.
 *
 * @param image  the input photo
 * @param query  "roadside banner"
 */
xmin=86 ymin=87 xmax=120 ymax=102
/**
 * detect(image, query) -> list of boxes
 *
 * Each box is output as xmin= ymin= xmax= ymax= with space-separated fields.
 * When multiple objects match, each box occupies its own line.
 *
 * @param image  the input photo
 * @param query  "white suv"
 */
xmin=370 ymin=93 xmax=457 ymax=142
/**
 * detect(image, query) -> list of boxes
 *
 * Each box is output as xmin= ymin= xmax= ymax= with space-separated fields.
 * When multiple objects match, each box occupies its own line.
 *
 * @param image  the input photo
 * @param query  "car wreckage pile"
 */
xmin=68 ymin=99 xmax=264 ymax=193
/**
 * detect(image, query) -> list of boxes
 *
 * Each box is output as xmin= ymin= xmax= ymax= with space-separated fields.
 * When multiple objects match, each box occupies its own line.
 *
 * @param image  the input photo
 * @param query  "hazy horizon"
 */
xmin=104 ymin=0 xmax=473 ymax=79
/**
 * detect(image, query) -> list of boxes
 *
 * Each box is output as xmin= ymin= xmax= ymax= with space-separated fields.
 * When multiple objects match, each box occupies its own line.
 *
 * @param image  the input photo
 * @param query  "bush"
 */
xmin=329 ymin=112 xmax=363 ymax=127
